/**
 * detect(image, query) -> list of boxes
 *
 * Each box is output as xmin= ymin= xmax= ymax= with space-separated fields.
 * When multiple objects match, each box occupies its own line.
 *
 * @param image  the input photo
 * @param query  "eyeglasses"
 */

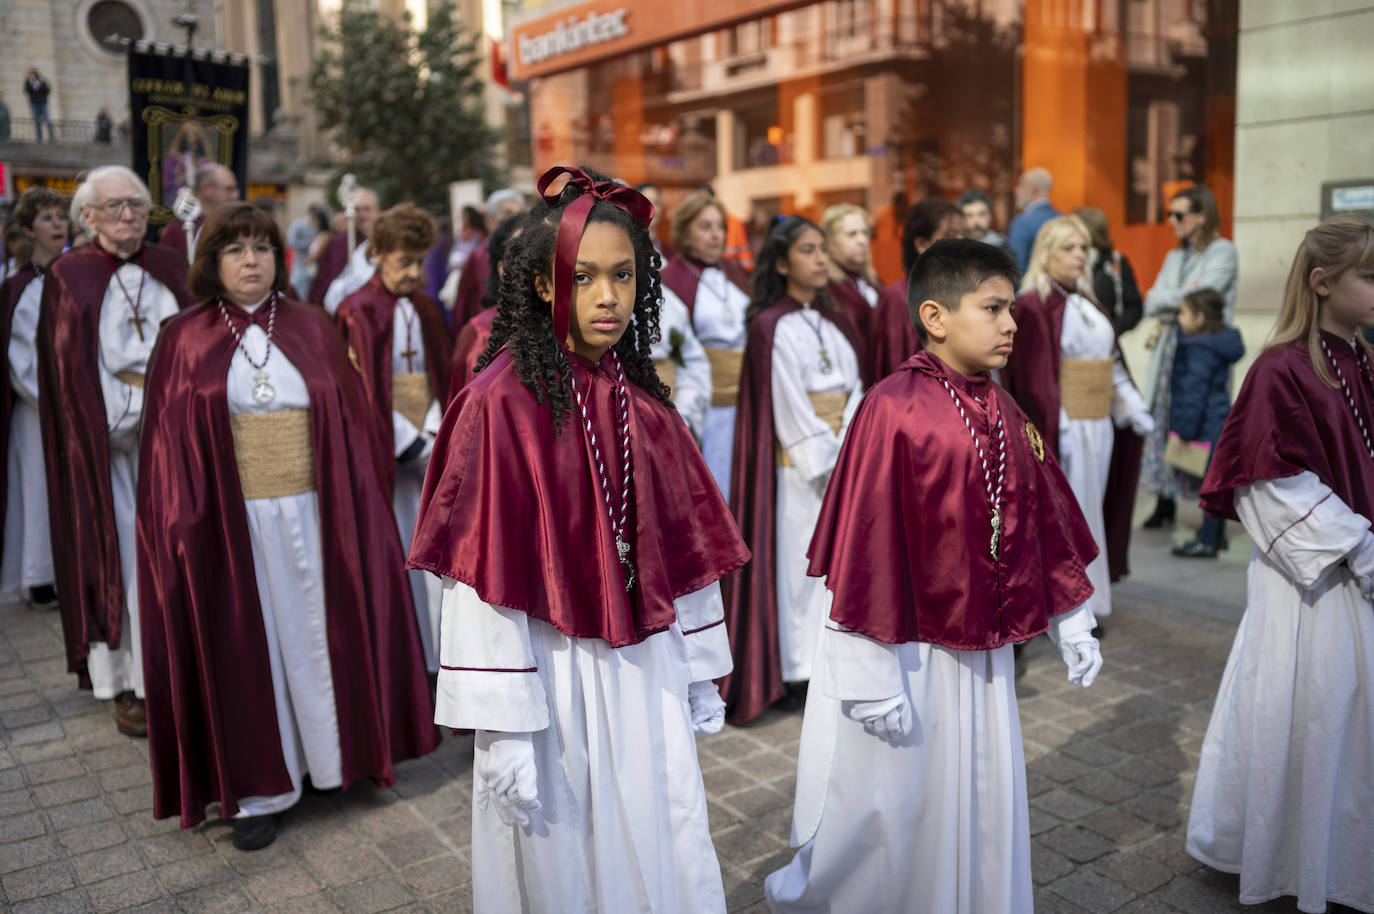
xmin=91 ymin=199 xmax=150 ymax=217
xmin=1167 ymin=210 xmax=1196 ymax=222
xmin=222 ymin=241 xmax=276 ymax=260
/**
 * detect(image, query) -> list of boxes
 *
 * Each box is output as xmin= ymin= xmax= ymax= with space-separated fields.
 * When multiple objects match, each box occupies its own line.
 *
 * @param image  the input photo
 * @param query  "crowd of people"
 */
xmin=0 ymin=156 xmax=1369 ymax=914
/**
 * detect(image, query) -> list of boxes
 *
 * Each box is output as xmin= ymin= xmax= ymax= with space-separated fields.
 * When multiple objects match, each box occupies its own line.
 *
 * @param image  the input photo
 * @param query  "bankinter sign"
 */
xmin=518 ymin=9 xmax=630 ymax=66
xmin=507 ymin=0 xmax=811 ymax=81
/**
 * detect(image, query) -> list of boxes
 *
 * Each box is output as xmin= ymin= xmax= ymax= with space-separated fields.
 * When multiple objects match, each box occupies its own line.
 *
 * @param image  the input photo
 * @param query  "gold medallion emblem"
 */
xmin=1025 ymin=421 xmax=1045 ymax=463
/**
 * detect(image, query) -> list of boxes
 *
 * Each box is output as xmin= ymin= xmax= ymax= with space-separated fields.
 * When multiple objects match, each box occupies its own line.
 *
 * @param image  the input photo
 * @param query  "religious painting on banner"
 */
xmin=127 ymin=49 xmax=249 ymax=238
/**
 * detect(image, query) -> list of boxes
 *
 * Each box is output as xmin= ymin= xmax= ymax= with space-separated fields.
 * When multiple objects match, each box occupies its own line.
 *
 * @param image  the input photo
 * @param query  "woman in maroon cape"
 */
xmin=136 ymin=204 xmax=437 ymax=851
xmin=868 ymin=199 xmax=962 ymax=382
xmin=1185 ymin=217 xmax=1374 ymax=913
xmin=336 ymin=203 xmax=453 ymax=671
xmin=408 ymin=166 xmax=748 ymax=911
xmin=821 ymin=203 xmax=881 ymax=365
xmin=721 ymin=216 xmax=865 ymax=723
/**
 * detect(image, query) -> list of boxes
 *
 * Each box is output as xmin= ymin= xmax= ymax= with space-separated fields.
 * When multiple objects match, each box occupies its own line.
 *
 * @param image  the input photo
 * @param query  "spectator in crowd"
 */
xmin=439 ymin=205 xmax=486 ymax=308
xmin=451 ymin=188 xmax=524 ymax=326
xmin=958 ymin=189 xmax=1010 ymax=252
xmin=1075 ymin=206 xmax=1144 ymax=334
xmin=285 ymin=204 xmax=330 ymax=300
xmin=1139 ymin=184 xmax=1238 ymax=529
xmin=94 ymin=108 xmax=112 ymax=144
xmin=1167 ymin=288 xmax=1244 ymax=558
xmin=23 ymin=68 xmax=54 ymax=143
xmin=1007 ymin=168 xmax=1060 ymax=269
xmin=0 ymin=95 xmax=11 ymax=140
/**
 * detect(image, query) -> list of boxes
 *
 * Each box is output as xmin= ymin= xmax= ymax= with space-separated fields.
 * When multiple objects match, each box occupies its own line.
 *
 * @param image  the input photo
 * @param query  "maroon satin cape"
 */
xmin=1201 ymin=333 xmax=1374 ymax=522
xmin=659 ymin=255 xmax=751 ymax=321
xmin=720 ymin=298 xmax=865 ymax=725
xmin=0 ymin=266 xmax=30 ymax=558
xmin=1002 ymin=287 xmax=1144 ymax=582
xmin=408 ymin=348 xmax=749 ymax=646
xmin=453 ymin=239 xmax=491 ymax=327
xmin=809 ymin=350 xmax=1098 ymax=645
xmin=136 ymin=297 xmax=439 ymax=827
xmin=306 ymin=231 xmax=366 ymax=305
xmin=156 ymin=216 xmax=203 ymax=262
xmin=336 ymin=273 xmax=453 ymax=486
xmin=869 ymin=278 xmax=923 ymax=384
xmin=825 ymin=274 xmax=875 ymax=376
xmin=38 ymin=243 xmax=193 ymax=689
xmin=448 ymin=306 xmax=496 ymax=399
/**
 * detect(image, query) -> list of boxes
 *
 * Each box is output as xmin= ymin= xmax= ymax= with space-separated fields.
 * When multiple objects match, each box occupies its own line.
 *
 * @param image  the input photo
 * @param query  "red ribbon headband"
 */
xmin=535 ymin=166 xmax=655 ymax=346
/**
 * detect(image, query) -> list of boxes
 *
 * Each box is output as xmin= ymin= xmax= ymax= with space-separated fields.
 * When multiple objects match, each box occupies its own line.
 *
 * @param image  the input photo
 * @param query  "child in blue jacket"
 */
xmin=1170 ymin=287 xmax=1244 ymax=557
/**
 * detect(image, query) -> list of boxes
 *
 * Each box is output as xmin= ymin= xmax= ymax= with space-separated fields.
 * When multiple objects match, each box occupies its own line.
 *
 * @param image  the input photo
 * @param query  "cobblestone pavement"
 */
xmin=0 ymin=524 xmax=1341 ymax=913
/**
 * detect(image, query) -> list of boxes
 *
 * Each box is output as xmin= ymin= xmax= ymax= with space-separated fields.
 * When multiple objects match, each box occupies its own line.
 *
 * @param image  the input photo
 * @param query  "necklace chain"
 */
xmin=218 ymin=293 xmax=278 ymax=371
xmin=568 ymin=350 xmax=636 ymax=590
xmin=939 ymin=375 xmax=1007 ymax=560
xmin=797 ymin=306 xmax=834 ymax=374
xmin=678 ymin=256 xmax=733 ymax=320
xmin=1320 ymin=337 xmax=1374 ymax=460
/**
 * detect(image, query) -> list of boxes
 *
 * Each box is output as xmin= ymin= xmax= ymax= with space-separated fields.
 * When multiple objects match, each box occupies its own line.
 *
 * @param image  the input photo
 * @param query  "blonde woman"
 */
xmin=1004 ymin=215 xmax=1153 ymax=627
xmin=821 ymin=203 xmax=880 ymax=365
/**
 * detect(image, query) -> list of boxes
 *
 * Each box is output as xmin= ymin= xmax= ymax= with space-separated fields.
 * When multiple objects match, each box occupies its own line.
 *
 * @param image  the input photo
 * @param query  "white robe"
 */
xmin=1186 ymin=472 xmax=1374 ymax=913
xmin=649 ymin=288 xmax=711 ymax=437
xmin=435 ymin=578 xmax=733 ymax=914
xmin=766 ymin=605 xmax=1095 ymax=914
xmin=1056 ymin=294 xmax=1147 ymax=619
xmin=323 ymin=242 xmax=375 ymax=317
xmin=1 ymin=275 xmax=54 ymax=595
xmin=388 ymin=296 xmax=443 ymax=671
xmin=691 ymin=267 xmax=749 ymax=494
xmin=86 ymin=263 xmax=180 ymax=699
xmin=228 ymin=308 xmax=343 ymax=817
xmin=771 ymin=308 xmax=862 ymax=682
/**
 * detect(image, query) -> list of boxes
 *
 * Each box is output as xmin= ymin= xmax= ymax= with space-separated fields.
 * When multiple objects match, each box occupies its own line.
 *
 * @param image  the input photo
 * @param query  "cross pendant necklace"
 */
xmin=104 ymin=250 xmax=149 ymax=342
xmin=399 ymin=300 xmax=419 ymax=373
xmin=939 ymin=375 xmax=1007 ymax=561
xmin=568 ymin=351 xmax=637 ymax=591
xmin=798 ymin=306 xmax=834 ymax=374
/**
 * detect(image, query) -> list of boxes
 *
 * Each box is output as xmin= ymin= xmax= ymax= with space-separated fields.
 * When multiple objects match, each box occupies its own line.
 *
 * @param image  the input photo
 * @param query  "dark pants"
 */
xmin=1197 ymin=513 xmax=1226 ymax=547
xmin=29 ymin=104 xmax=53 ymax=142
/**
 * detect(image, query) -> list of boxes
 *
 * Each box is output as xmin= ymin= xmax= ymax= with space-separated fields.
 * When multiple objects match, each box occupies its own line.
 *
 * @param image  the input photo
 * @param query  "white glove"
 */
xmin=1349 ymin=531 xmax=1374 ymax=602
xmin=688 ymin=680 xmax=726 ymax=735
xmin=1056 ymin=630 xmax=1103 ymax=687
xmin=843 ymin=693 xmax=912 ymax=744
xmin=474 ymin=730 xmax=540 ymax=827
xmin=1128 ymin=412 xmax=1155 ymax=436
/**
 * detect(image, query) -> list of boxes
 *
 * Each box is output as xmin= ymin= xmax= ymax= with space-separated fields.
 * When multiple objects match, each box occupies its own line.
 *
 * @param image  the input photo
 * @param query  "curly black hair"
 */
xmin=477 ymin=211 xmax=529 ymax=313
xmin=475 ymin=168 xmax=670 ymax=434
xmin=744 ymin=215 xmax=843 ymax=326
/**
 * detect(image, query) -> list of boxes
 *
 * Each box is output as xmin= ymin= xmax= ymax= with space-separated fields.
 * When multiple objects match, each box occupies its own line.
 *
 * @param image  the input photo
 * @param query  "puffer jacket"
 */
xmin=1168 ymin=326 xmax=1244 ymax=445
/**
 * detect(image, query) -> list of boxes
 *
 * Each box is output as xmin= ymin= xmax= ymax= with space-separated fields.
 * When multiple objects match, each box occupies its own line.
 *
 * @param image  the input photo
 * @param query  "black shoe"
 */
xmin=1172 ymin=540 xmax=1218 ymax=559
xmin=232 ymin=814 xmax=279 ymax=851
xmin=774 ymin=680 xmax=809 ymax=712
xmin=26 ymin=585 xmax=58 ymax=611
xmin=1217 ymin=534 xmax=1230 ymax=551
xmin=1090 ymin=625 xmax=1104 ymax=639
xmin=1142 ymin=498 xmax=1176 ymax=529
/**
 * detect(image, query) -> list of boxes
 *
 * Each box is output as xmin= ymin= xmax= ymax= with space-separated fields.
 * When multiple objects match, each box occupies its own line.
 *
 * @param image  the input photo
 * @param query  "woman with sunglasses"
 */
xmin=1139 ymin=185 xmax=1238 ymax=529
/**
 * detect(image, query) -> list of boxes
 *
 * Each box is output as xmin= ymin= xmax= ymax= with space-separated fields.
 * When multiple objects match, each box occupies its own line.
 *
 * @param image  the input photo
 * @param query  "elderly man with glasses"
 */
xmin=38 ymin=165 xmax=193 ymax=737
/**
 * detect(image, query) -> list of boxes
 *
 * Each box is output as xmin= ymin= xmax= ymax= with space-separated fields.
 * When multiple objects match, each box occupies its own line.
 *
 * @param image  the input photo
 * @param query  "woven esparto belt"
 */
xmin=392 ymin=372 xmax=434 ymax=431
xmin=705 ymin=347 xmax=744 ymax=408
xmin=114 ymin=371 xmax=145 ymax=389
xmin=777 ymin=391 xmax=849 ymax=467
xmin=1060 ymin=358 xmax=1114 ymax=420
xmin=653 ymin=358 xmax=678 ymax=400
xmin=230 ymin=409 xmax=316 ymax=499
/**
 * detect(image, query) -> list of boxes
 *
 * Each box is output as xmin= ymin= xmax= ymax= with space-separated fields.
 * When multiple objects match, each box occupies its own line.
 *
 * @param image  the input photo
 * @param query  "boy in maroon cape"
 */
xmin=766 ymin=238 xmax=1103 ymax=913
xmin=39 ymin=166 xmax=193 ymax=737
xmin=336 ymin=203 xmax=452 ymax=670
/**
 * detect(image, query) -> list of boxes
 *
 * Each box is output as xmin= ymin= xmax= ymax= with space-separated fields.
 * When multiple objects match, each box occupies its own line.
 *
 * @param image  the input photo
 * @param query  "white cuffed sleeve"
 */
xmin=434 ymin=577 xmax=550 ymax=733
xmin=821 ymin=624 xmax=905 ymax=702
xmin=1235 ymin=472 xmax=1371 ymax=591
xmin=1109 ymin=353 xmax=1149 ymax=426
xmin=1047 ymin=602 xmax=1097 ymax=646
xmin=772 ymin=325 xmax=843 ymax=481
xmin=675 ymin=581 xmax=732 ymax=682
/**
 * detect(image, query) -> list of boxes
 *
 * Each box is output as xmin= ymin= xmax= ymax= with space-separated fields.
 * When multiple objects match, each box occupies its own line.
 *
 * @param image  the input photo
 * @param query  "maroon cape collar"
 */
xmin=659 ymin=255 xmax=750 ymax=321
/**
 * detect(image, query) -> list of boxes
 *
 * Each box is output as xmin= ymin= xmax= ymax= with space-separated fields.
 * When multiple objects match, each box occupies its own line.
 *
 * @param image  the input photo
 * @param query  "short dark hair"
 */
xmin=13 ymin=186 xmax=66 ymax=229
xmin=902 ymin=199 xmax=962 ymax=275
xmin=188 ymin=202 xmax=289 ymax=301
xmin=1181 ymin=287 xmax=1226 ymax=334
xmin=907 ymin=239 xmax=1020 ymax=342
xmin=957 ymin=189 xmax=992 ymax=210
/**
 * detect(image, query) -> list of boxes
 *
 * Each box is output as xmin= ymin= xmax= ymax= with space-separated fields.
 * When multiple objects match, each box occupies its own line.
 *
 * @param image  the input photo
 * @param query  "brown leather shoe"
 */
xmin=112 ymin=692 xmax=147 ymax=737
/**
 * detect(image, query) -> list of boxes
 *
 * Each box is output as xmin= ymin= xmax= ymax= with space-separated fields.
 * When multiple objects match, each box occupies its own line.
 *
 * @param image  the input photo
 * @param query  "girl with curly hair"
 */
xmin=409 ymin=166 xmax=749 ymax=913
xmin=722 ymin=215 xmax=865 ymax=723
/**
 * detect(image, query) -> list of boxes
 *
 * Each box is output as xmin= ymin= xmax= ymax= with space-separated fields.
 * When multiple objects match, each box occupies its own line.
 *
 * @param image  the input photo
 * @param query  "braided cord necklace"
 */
xmin=568 ymin=350 xmax=636 ymax=591
xmin=218 ymin=292 xmax=279 ymax=404
xmin=938 ymin=375 xmax=1008 ymax=560
xmin=103 ymin=249 xmax=149 ymax=342
xmin=1320 ymin=337 xmax=1374 ymax=460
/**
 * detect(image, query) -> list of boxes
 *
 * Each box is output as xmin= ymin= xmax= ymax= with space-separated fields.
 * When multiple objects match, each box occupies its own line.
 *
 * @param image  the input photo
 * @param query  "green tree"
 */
xmin=309 ymin=1 xmax=503 ymax=210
